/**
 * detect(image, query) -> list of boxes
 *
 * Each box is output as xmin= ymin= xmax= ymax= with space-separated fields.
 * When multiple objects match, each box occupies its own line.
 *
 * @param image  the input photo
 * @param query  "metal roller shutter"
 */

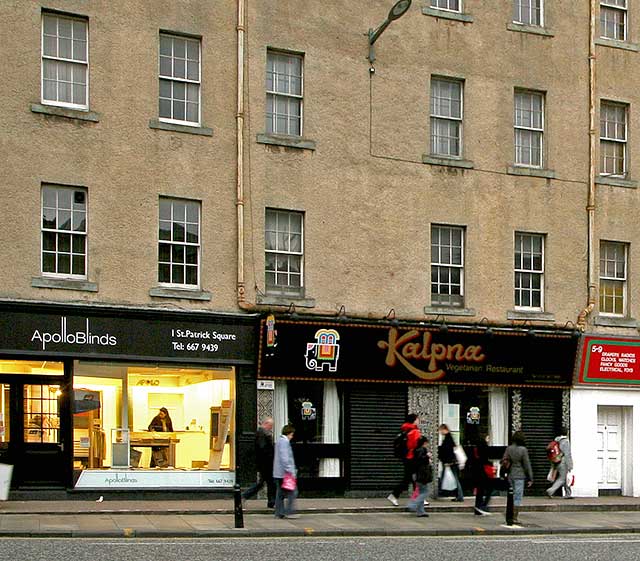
xmin=348 ymin=385 xmax=407 ymax=490
xmin=520 ymin=388 xmax=563 ymax=495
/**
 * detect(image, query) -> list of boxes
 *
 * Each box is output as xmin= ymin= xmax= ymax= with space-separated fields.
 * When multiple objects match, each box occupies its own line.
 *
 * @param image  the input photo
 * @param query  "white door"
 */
xmin=597 ymin=406 xmax=623 ymax=490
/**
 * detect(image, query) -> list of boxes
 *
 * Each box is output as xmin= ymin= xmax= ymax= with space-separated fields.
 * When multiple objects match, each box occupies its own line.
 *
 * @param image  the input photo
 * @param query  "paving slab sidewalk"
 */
xmin=1 ymin=508 xmax=640 ymax=538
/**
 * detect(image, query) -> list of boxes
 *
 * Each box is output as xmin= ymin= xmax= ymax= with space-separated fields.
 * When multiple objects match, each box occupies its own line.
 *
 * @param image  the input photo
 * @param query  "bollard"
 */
xmin=505 ymin=481 xmax=514 ymax=526
xmin=234 ymin=483 xmax=244 ymax=529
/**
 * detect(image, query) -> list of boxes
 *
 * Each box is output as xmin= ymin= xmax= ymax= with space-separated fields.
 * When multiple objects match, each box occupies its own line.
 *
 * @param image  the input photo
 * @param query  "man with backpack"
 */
xmin=546 ymin=428 xmax=573 ymax=499
xmin=387 ymin=413 xmax=422 ymax=506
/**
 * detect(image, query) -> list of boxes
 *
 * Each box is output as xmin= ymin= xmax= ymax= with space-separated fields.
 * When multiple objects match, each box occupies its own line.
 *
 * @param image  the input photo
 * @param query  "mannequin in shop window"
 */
xmin=148 ymin=407 xmax=174 ymax=468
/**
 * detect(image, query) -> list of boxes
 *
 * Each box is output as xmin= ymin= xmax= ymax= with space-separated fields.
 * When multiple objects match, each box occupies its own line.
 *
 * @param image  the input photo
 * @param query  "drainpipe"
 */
xmin=236 ymin=0 xmax=251 ymax=311
xmin=578 ymin=0 xmax=597 ymax=331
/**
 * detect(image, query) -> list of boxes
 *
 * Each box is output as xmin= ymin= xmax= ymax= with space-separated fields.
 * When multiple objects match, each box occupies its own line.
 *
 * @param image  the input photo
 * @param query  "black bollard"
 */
xmin=505 ymin=481 xmax=514 ymax=526
xmin=234 ymin=483 xmax=244 ymax=529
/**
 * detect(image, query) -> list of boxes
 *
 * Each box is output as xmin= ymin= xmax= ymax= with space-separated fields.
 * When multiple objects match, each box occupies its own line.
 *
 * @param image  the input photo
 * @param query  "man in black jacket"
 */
xmin=242 ymin=418 xmax=276 ymax=508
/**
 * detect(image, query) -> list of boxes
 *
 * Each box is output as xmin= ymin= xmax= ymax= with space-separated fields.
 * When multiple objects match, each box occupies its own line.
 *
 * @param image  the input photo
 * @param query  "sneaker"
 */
xmin=474 ymin=508 xmax=491 ymax=516
xmin=417 ymin=513 xmax=429 ymax=517
xmin=387 ymin=494 xmax=399 ymax=506
xmin=285 ymin=514 xmax=300 ymax=519
xmin=424 ymin=500 xmax=430 ymax=506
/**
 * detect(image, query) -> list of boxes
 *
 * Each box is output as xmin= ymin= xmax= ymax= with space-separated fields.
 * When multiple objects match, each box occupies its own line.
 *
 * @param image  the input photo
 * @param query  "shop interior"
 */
xmin=72 ymin=361 xmax=236 ymax=474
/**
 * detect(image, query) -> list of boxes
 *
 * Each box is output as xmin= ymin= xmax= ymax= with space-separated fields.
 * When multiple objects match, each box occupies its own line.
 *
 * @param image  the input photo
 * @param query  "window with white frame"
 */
xmin=430 ymin=0 xmax=461 ymax=11
xmin=159 ymin=34 xmax=201 ymax=125
xmin=41 ymin=185 xmax=87 ymax=277
xmin=158 ymin=198 xmax=201 ymax=287
xmin=600 ymin=101 xmax=627 ymax=177
xmin=431 ymin=225 xmax=464 ymax=307
xmin=265 ymin=209 xmax=304 ymax=296
xmin=514 ymin=91 xmax=544 ymax=168
xmin=600 ymin=241 xmax=628 ymax=316
xmin=266 ymin=51 xmax=303 ymax=136
xmin=514 ymin=233 xmax=544 ymax=310
xmin=600 ymin=0 xmax=627 ymax=40
xmin=430 ymin=78 xmax=463 ymax=158
xmin=42 ymin=13 xmax=88 ymax=109
xmin=513 ymin=0 xmax=543 ymax=26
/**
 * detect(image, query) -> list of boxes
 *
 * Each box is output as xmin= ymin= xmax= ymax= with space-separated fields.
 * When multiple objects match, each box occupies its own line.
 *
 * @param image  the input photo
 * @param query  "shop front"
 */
xmin=258 ymin=317 xmax=578 ymax=496
xmin=0 ymin=301 xmax=257 ymax=493
xmin=572 ymin=335 xmax=640 ymax=497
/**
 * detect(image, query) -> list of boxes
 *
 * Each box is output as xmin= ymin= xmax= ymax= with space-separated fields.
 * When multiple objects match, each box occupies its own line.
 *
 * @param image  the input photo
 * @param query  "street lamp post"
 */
xmin=368 ymin=0 xmax=412 ymax=64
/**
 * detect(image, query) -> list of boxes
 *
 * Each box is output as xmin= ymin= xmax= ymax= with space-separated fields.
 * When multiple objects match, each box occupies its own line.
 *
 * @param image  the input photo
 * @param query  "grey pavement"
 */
xmin=1 ymin=503 xmax=640 ymax=538
xmin=2 ymin=535 xmax=640 ymax=561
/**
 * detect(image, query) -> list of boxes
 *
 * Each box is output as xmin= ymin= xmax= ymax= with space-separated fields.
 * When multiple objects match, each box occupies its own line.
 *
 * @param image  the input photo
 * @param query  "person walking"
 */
xmin=242 ymin=418 xmax=276 ymax=508
xmin=273 ymin=424 xmax=298 ymax=519
xmin=406 ymin=436 xmax=432 ymax=517
xmin=502 ymin=431 xmax=533 ymax=525
xmin=468 ymin=433 xmax=493 ymax=516
xmin=438 ymin=424 xmax=464 ymax=502
xmin=546 ymin=428 xmax=574 ymax=499
xmin=387 ymin=414 xmax=422 ymax=506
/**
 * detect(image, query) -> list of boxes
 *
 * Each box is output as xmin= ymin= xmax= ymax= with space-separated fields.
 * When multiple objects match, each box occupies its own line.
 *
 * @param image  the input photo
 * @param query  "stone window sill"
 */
xmin=595 ymin=176 xmax=638 ymax=189
xmin=507 ymin=310 xmax=555 ymax=322
xmin=149 ymin=287 xmax=212 ymax=301
xmin=506 ymin=22 xmax=554 ymax=37
xmin=593 ymin=315 xmax=638 ymax=328
xmin=422 ymin=7 xmax=473 ymax=23
xmin=422 ymin=155 xmax=474 ymax=169
xmin=507 ymin=166 xmax=556 ymax=179
xmin=256 ymin=133 xmax=317 ymax=151
xmin=149 ymin=119 xmax=213 ymax=136
xmin=32 ymin=276 xmax=98 ymax=292
xmin=595 ymin=37 xmax=640 ymax=52
xmin=31 ymin=103 xmax=100 ymax=123
xmin=257 ymin=294 xmax=317 ymax=308
xmin=424 ymin=306 xmax=476 ymax=317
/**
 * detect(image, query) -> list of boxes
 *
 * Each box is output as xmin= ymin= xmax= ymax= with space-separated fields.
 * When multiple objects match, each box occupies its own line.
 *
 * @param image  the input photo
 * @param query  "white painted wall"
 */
xmin=571 ymin=388 xmax=640 ymax=497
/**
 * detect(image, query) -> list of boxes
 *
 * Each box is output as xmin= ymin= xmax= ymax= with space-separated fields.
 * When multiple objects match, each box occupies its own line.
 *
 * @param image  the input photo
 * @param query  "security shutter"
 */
xmin=348 ymin=385 xmax=407 ymax=490
xmin=520 ymin=388 xmax=563 ymax=495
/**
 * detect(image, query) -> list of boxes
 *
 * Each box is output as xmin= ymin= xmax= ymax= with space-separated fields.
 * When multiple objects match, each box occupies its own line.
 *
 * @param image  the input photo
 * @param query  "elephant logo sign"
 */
xmin=305 ymin=329 xmax=341 ymax=372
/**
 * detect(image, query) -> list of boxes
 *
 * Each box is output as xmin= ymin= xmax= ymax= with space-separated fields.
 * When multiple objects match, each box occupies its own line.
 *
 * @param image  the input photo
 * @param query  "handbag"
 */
xmin=454 ymin=446 xmax=467 ymax=469
xmin=282 ymin=472 xmax=297 ymax=491
xmin=441 ymin=465 xmax=457 ymax=491
xmin=483 ymin=464 xmax=495 ymax=479
xmin=547 ymin=467 xmax=558 ymax=483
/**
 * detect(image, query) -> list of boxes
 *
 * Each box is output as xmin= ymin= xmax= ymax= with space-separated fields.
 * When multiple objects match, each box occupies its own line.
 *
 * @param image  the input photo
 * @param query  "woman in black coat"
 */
xmin=148 ymin=407 xmax=173 ymax=467
xmin=468 ymin=433 xmax=493 ymax=515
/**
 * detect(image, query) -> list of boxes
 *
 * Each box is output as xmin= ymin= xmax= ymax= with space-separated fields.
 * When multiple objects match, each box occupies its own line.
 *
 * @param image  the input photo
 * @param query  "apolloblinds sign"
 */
xmin=579 ymin=336 xmax=640 ymax=385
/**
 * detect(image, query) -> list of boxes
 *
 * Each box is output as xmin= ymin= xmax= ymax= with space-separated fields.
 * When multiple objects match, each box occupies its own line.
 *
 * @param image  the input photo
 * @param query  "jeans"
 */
xmin=242 ymin=471 xmax=276 ymax=507
xmin=474 ymin=479 xmax=493 ymax=511
xmin=392 ymin=459 xmax=416 ymax=499
xmin=274 ymin=478 xmax=298 ymax=518
xmin=440 ymin=464 xmax=464 ymax=501
xmin=511 ymin=478 xmax=525 ymax=506
xmin=407 ymin=482 xmax=430 ymax=515
xmin=547 ymin=461 xmax=571 ymax=497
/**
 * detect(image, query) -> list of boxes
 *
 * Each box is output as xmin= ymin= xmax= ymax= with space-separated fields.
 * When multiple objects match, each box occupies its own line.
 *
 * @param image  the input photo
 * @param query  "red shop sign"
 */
xmin=579 ymin=336 xmax=640 ymax=385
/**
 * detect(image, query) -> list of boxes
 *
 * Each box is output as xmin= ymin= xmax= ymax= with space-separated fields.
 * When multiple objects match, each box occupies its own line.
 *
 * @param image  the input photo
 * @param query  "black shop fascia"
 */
xmin=0 ymin=300 xmax=258 ymax=496
xmin=257 ymin=316 xmax=579 ymax=495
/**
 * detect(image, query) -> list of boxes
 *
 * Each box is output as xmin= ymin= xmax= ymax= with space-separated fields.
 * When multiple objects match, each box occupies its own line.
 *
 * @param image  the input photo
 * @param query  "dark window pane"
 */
xmin=159 ymin=220 xmax=171 ymax=241
xmin=72 ymin=255 xmax=85 ymax=275
xmin=172 ymin=266 xmax=184 ymax=284
xmin=172 ymin=245 xmax=185 ymax=263
xmin=185 ymin=245 xmax=198 ymax=264
xmin=185 ymin=266 xmax=198 ymax=285
xmin=58 ymin=234 xmax=71 ymax=253
xmin=57 ymin=254 xmax=71 ymax=274
xmin=43 ymin=232 xmax=56 ymax=251
xmin=172 ymin=222 xmax=185 ymax=242
xmin=72 ymin=235 xmax=85 ymax=254
xmin=158 ymin=244 xmax=171 ymax=262
xmin=158 ymin=263 xmax=170 ymax=283
xmin=43 ymin=252 xmax=56 ymax=273
xmin=186 ymin=223 xmax=198 ymax=243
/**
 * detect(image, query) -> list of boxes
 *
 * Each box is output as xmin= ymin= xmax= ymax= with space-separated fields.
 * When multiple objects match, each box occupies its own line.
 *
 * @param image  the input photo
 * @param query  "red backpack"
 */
xmin=546 ymin=439 xmax=563 ymax=463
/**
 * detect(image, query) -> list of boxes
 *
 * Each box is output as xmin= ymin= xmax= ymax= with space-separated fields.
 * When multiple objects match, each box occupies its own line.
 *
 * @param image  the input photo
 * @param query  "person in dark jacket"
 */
xmin=502 ymin=431 xmax=534 ymax=525
xmin=468 ymin=433 xmax=493 ymax=515
xmin=148 ymin=407 xmax=173 ymax=468
xmin=387 ymin=414 xmax=422 ymax=506
xmin=438 ymin=424 xmax=464 ymax=502
xmin=242 ymin=418 xmax=276 ymax=508
xmin=407 ymin=436 xmax=432 ymax=517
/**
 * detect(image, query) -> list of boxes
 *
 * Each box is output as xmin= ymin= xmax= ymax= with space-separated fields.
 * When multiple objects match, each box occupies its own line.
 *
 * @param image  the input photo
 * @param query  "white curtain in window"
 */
xmin=273 ymin=380 xmax=289 ymax=436
xmin=489 ymin=387 xmax=508 ymax=446
xmin=439 ymin=385 xmax=449 ymax=425
xmin=319 ymin=381 xmax=340 ymax=478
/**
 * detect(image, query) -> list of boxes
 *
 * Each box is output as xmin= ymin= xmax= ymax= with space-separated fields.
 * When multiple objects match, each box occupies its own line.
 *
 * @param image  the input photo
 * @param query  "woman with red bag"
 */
xmin=273 ymin=424 xmax=298 ymax=519
xmin=468 ymin=432 xmax=494 ymax=516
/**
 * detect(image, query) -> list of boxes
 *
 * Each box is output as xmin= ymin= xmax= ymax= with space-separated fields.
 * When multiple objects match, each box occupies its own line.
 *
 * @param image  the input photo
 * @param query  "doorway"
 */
xmin=597 ymin=405 xmax=627 ymax=494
